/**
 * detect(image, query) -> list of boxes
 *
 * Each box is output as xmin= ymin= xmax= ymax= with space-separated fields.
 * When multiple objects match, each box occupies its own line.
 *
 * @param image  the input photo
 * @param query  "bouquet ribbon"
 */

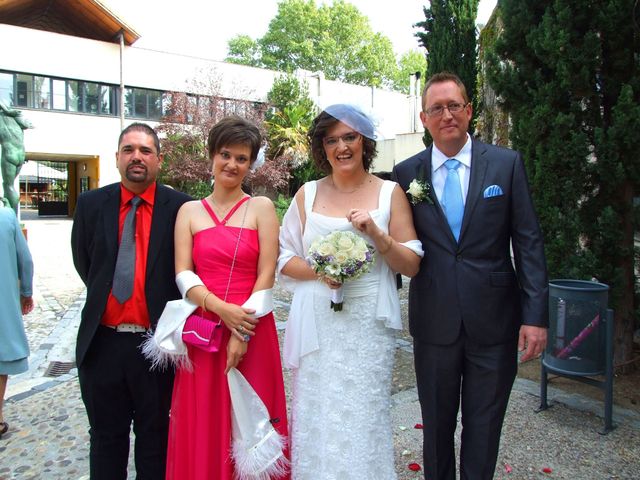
xmin=330 ymin=286 xmax=344 ymax=311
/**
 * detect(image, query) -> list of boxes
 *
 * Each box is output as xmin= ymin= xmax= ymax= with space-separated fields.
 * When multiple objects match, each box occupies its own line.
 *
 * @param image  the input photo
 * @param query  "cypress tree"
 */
xmin=487 ymin=0 xmax=640 ymax=367
xmin=415 ymin=0 xmax=479 ymax=142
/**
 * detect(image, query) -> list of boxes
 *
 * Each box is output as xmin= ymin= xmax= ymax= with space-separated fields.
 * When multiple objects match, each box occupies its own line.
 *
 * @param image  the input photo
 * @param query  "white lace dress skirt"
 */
xmin=289 ymin=287 xmax=397 ymax=480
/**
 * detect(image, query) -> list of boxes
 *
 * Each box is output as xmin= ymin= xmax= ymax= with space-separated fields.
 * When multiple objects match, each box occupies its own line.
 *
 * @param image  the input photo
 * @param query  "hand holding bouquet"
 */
xmin=307 ymin=230 xmax=375 ymax=311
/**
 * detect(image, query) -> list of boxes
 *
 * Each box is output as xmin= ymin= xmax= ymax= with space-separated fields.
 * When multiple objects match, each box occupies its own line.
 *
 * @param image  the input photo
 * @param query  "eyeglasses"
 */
xmin=323 ymin=131 xmax=361 ymax=147
xmin=424 ymin=102 xmax=469 ymax=118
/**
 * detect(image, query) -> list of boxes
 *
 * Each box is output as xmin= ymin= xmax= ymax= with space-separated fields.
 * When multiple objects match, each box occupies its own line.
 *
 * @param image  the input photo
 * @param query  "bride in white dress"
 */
xmin=278 ymin=104 xmax=423 ymax=479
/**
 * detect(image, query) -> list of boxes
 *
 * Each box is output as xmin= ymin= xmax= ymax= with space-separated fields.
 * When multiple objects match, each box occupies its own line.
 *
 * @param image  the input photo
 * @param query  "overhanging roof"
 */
xmin=0 ymin=0 xmax=140 ymax=45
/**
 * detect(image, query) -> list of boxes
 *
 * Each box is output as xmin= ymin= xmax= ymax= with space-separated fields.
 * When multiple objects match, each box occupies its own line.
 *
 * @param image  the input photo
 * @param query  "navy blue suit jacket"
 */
xmin=392 ymin=139 xmax=549 ymax=346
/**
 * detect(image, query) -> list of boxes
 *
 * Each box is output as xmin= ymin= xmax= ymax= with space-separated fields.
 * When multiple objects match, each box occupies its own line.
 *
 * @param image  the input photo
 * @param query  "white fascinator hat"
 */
xmin=321 ymin=103 xmax=380 ymax=140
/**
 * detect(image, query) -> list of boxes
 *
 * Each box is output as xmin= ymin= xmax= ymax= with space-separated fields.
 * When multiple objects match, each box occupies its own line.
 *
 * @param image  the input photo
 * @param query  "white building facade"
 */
xmin=0 ymin=1 xmax=423 ymax=216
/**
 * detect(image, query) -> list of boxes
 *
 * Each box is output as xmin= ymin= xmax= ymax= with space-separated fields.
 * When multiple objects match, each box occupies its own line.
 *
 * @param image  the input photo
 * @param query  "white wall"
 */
xmin=376 ymin=140 xmax=397 ymax=172
xmin=395 ymin=132 xmax=425 ymax=163
xmin=22 ymin=110 xmax=133 ymax=185
xmin=1 ymin=24 xmax=121 ymax=84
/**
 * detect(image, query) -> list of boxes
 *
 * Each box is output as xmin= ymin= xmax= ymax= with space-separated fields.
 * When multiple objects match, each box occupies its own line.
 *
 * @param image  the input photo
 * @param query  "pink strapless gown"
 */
xmin=166 ymin=198 xmax=289 ymax=480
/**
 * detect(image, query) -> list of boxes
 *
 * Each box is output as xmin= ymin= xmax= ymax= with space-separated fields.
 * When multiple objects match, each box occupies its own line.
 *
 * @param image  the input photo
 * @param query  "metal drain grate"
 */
xmin=44 ymin=361 xmax=76 ymax=377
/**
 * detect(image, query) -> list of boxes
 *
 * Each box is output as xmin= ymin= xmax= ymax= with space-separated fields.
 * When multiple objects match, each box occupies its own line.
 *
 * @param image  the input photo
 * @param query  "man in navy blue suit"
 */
xmin=393 ymin=72 xmax=549 ymax=479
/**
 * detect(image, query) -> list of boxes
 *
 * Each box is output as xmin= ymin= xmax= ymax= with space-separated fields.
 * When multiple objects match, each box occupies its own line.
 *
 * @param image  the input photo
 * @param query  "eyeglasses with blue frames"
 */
xmin=322 ymin=131 xmax=362 ymax=147
xmin=424 ymin=102 xmax=469 ymax=118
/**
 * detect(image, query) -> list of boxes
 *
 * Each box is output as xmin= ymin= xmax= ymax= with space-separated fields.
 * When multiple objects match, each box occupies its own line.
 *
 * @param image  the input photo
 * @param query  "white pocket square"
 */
xmin=483 ymin=185 xmax=504 ymax=198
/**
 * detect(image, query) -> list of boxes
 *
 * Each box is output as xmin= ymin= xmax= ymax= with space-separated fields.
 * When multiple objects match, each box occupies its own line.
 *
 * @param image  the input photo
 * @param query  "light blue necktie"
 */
xmin=443 ymin=159 xmax=463 ymax=241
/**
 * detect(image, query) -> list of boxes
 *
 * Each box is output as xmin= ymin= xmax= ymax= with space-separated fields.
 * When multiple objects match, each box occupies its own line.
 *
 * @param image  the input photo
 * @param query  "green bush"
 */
xmin=274 ymin=194 xmax=292 ymax=223
xmin=166 ymin=180 xmax=211 ymax=199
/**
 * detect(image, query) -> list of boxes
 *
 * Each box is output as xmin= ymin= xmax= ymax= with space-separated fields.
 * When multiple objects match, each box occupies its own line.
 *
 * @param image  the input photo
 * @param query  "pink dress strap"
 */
xmin=201 ymin=196 xmax=250 ymax=226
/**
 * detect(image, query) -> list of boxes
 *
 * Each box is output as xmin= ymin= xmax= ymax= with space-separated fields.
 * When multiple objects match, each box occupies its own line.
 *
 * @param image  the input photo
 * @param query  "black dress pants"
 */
xmin=78 ymin=325 xmax=174 ymax=480
xmin=414 ymin=332 xmax=517 ymax=480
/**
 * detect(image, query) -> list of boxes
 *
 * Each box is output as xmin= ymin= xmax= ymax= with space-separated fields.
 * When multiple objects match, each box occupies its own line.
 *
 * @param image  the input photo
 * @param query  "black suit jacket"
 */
xmin=392 ymin=139 xmax=548 ymax=346
xmin=71 ymin=182 xmax=191 ymax=367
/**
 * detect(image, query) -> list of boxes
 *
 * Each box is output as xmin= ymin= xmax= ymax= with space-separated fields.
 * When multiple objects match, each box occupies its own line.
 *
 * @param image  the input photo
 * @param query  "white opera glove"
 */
xmin=175 ymin=270 xmax=205 ymax=299
xmin=241 ymin=289 xmax=274 ymax=318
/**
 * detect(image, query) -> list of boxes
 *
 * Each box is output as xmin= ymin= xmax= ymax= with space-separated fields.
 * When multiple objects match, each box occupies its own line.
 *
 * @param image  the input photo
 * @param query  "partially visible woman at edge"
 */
xmin=0 ymin=203 xmax=34 ymax=439
xmin=278 ymin=104 xmax=423 ymax=479
xmin=166 ymin=116 xmax=289 ymax=479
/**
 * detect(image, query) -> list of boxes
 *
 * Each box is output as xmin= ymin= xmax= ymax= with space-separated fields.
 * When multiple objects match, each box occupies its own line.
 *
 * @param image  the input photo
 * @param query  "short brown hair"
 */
xmin=207 ymin=116 xmax=262 ymax=163
xmin=118 ymin=122 xmax=160 ymax=154
xmin=422 ymin=72 xmax=470 ymax=110
xmin=308 ymin=110 xmax=377 ymax=174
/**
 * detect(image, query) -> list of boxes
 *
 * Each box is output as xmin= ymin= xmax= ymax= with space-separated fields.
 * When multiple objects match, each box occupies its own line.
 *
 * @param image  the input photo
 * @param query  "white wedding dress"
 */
xmin=278 ymin=180 xmax=421 ymax=480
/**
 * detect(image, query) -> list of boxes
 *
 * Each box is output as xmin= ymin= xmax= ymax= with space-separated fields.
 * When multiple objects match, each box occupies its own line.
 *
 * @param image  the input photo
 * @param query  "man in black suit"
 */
xmin=71 ymin=123 xmax=190 ymax=479
xmin=392 ymin=72 xmax=549 ymax=479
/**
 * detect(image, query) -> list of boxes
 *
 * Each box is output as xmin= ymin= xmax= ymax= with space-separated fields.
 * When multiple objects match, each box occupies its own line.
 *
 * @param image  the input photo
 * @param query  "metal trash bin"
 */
xmin=538 ymin=279 xmax=615 ymax=434
xmin=545 ymin=279 xmax=609 ymax=375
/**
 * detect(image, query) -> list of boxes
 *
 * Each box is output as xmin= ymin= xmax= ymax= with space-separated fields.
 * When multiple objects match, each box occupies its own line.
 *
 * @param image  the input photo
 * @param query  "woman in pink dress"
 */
xmin=167 ymin=116 xmax=289 ymax=479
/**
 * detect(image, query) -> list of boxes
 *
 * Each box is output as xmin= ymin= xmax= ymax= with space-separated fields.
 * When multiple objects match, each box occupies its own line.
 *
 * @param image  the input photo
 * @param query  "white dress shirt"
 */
xmin=431 ymin=134 xmax=472 ymax=205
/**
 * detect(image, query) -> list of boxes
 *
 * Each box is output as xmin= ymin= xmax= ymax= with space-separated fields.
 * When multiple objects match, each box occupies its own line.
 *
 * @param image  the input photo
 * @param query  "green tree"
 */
xmin=391 ymin=50 xmax=427 ymax=95
xmin=226 ymin=0 xmax=398 ymax=88
xmin=416 ymin=0 xmax=478 ymax=97
xmin=415 ymin=0 xmax=479 ymax=142
xmin=226 ymin=35 xmax=261 ymax=66
xmin=487 ymin=0 xmax=640 ymax=367
xmin=264 ymin=74 xmax=320 ymax=195
xmin=266 ymin=73 xmax=315 ymax=120
xmin=475 ymin=8 xmax=509 ymax=145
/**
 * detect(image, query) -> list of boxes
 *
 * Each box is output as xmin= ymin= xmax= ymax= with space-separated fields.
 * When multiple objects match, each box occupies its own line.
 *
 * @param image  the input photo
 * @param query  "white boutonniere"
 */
xmin=406 ymin=167 xmax=434 ymax=205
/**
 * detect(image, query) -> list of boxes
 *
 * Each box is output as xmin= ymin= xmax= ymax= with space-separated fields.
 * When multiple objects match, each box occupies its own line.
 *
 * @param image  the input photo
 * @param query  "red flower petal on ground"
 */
xmin=408 ymin=463 xmax=422 ymax=471
xmin=504 ymin=463 xmax=513 ymax=473
xmin=542 ymin=467 xmax=553 ymax=474
xmin=414 ymin=423 xmax=424 ymax=429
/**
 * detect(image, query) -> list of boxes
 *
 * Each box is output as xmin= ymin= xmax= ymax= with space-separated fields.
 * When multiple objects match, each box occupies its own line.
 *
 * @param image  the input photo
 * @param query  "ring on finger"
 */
xmin=237 ymin=325 xmax=244 ymax=334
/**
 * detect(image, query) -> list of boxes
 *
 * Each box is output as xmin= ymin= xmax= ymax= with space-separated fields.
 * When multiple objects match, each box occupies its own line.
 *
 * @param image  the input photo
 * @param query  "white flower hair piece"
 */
xmin=251 ymin=146 xmax=266 ymax=172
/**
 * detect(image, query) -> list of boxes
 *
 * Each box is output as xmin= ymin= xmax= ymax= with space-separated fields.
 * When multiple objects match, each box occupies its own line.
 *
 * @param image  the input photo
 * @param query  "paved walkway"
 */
xmin=1 ymin=214 xmax=639 ymax=479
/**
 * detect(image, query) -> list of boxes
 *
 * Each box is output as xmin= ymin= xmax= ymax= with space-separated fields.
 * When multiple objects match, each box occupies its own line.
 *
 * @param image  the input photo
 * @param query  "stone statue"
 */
xmin=0 ymin=101 xmax=33 ymax=213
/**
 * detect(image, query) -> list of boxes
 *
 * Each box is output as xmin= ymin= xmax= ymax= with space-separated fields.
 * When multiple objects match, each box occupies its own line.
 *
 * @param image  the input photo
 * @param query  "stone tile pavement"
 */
xmin=1 ymin=214 xmax=639 ymax=479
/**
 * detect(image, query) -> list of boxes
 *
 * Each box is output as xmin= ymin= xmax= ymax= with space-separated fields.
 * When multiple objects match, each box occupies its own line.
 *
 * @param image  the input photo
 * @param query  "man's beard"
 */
xmin=126 ymin=164 xmax=148 ymax=183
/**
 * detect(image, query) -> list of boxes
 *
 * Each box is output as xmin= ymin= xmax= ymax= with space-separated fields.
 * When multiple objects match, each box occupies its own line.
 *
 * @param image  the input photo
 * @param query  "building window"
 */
xmin=125 ymin=87 xmax=164 ymax=120
xmin=67 ymin=80 xmax=80 ymax=112
xmin=16 ymin=73 xmax=32 ymax=107
xmin=162 ymin=92 xmax=174 ymax=117
xmin=84 ymin=82 xmax=100 ymax=114
xmin=134 ymin=89 xmax=148 ymax=118
xmin=52 ymin=79 xmax=66 ymax=110
xmin=124 ymin=87 xmax=135 ymax=117
xmin=0 ymin=70 xmax=259 ymax=123
xmin=0 ymin=73 xmax=12 ymax=105
xmin=100 ymin=85 xmax=116 ymax=115
xmin=148 ymin=90 xmax=162 ymax=119
xmin=186 ymin=95 xmax=197 ymax=123
xmin=34 ymin=76 xmax=50 ymax=109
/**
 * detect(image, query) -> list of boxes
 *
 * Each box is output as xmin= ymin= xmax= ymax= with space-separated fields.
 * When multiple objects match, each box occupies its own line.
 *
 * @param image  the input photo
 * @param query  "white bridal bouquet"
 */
xmin=307 ymin=230 xmax=376 ymax=311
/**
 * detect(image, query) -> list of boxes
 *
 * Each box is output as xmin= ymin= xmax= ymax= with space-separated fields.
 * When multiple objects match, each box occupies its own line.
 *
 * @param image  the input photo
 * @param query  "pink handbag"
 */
xmin=182 ymin=314 xmax=224 ymax=352
xmin=181 ymin=198 xmax=249 ymax=353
